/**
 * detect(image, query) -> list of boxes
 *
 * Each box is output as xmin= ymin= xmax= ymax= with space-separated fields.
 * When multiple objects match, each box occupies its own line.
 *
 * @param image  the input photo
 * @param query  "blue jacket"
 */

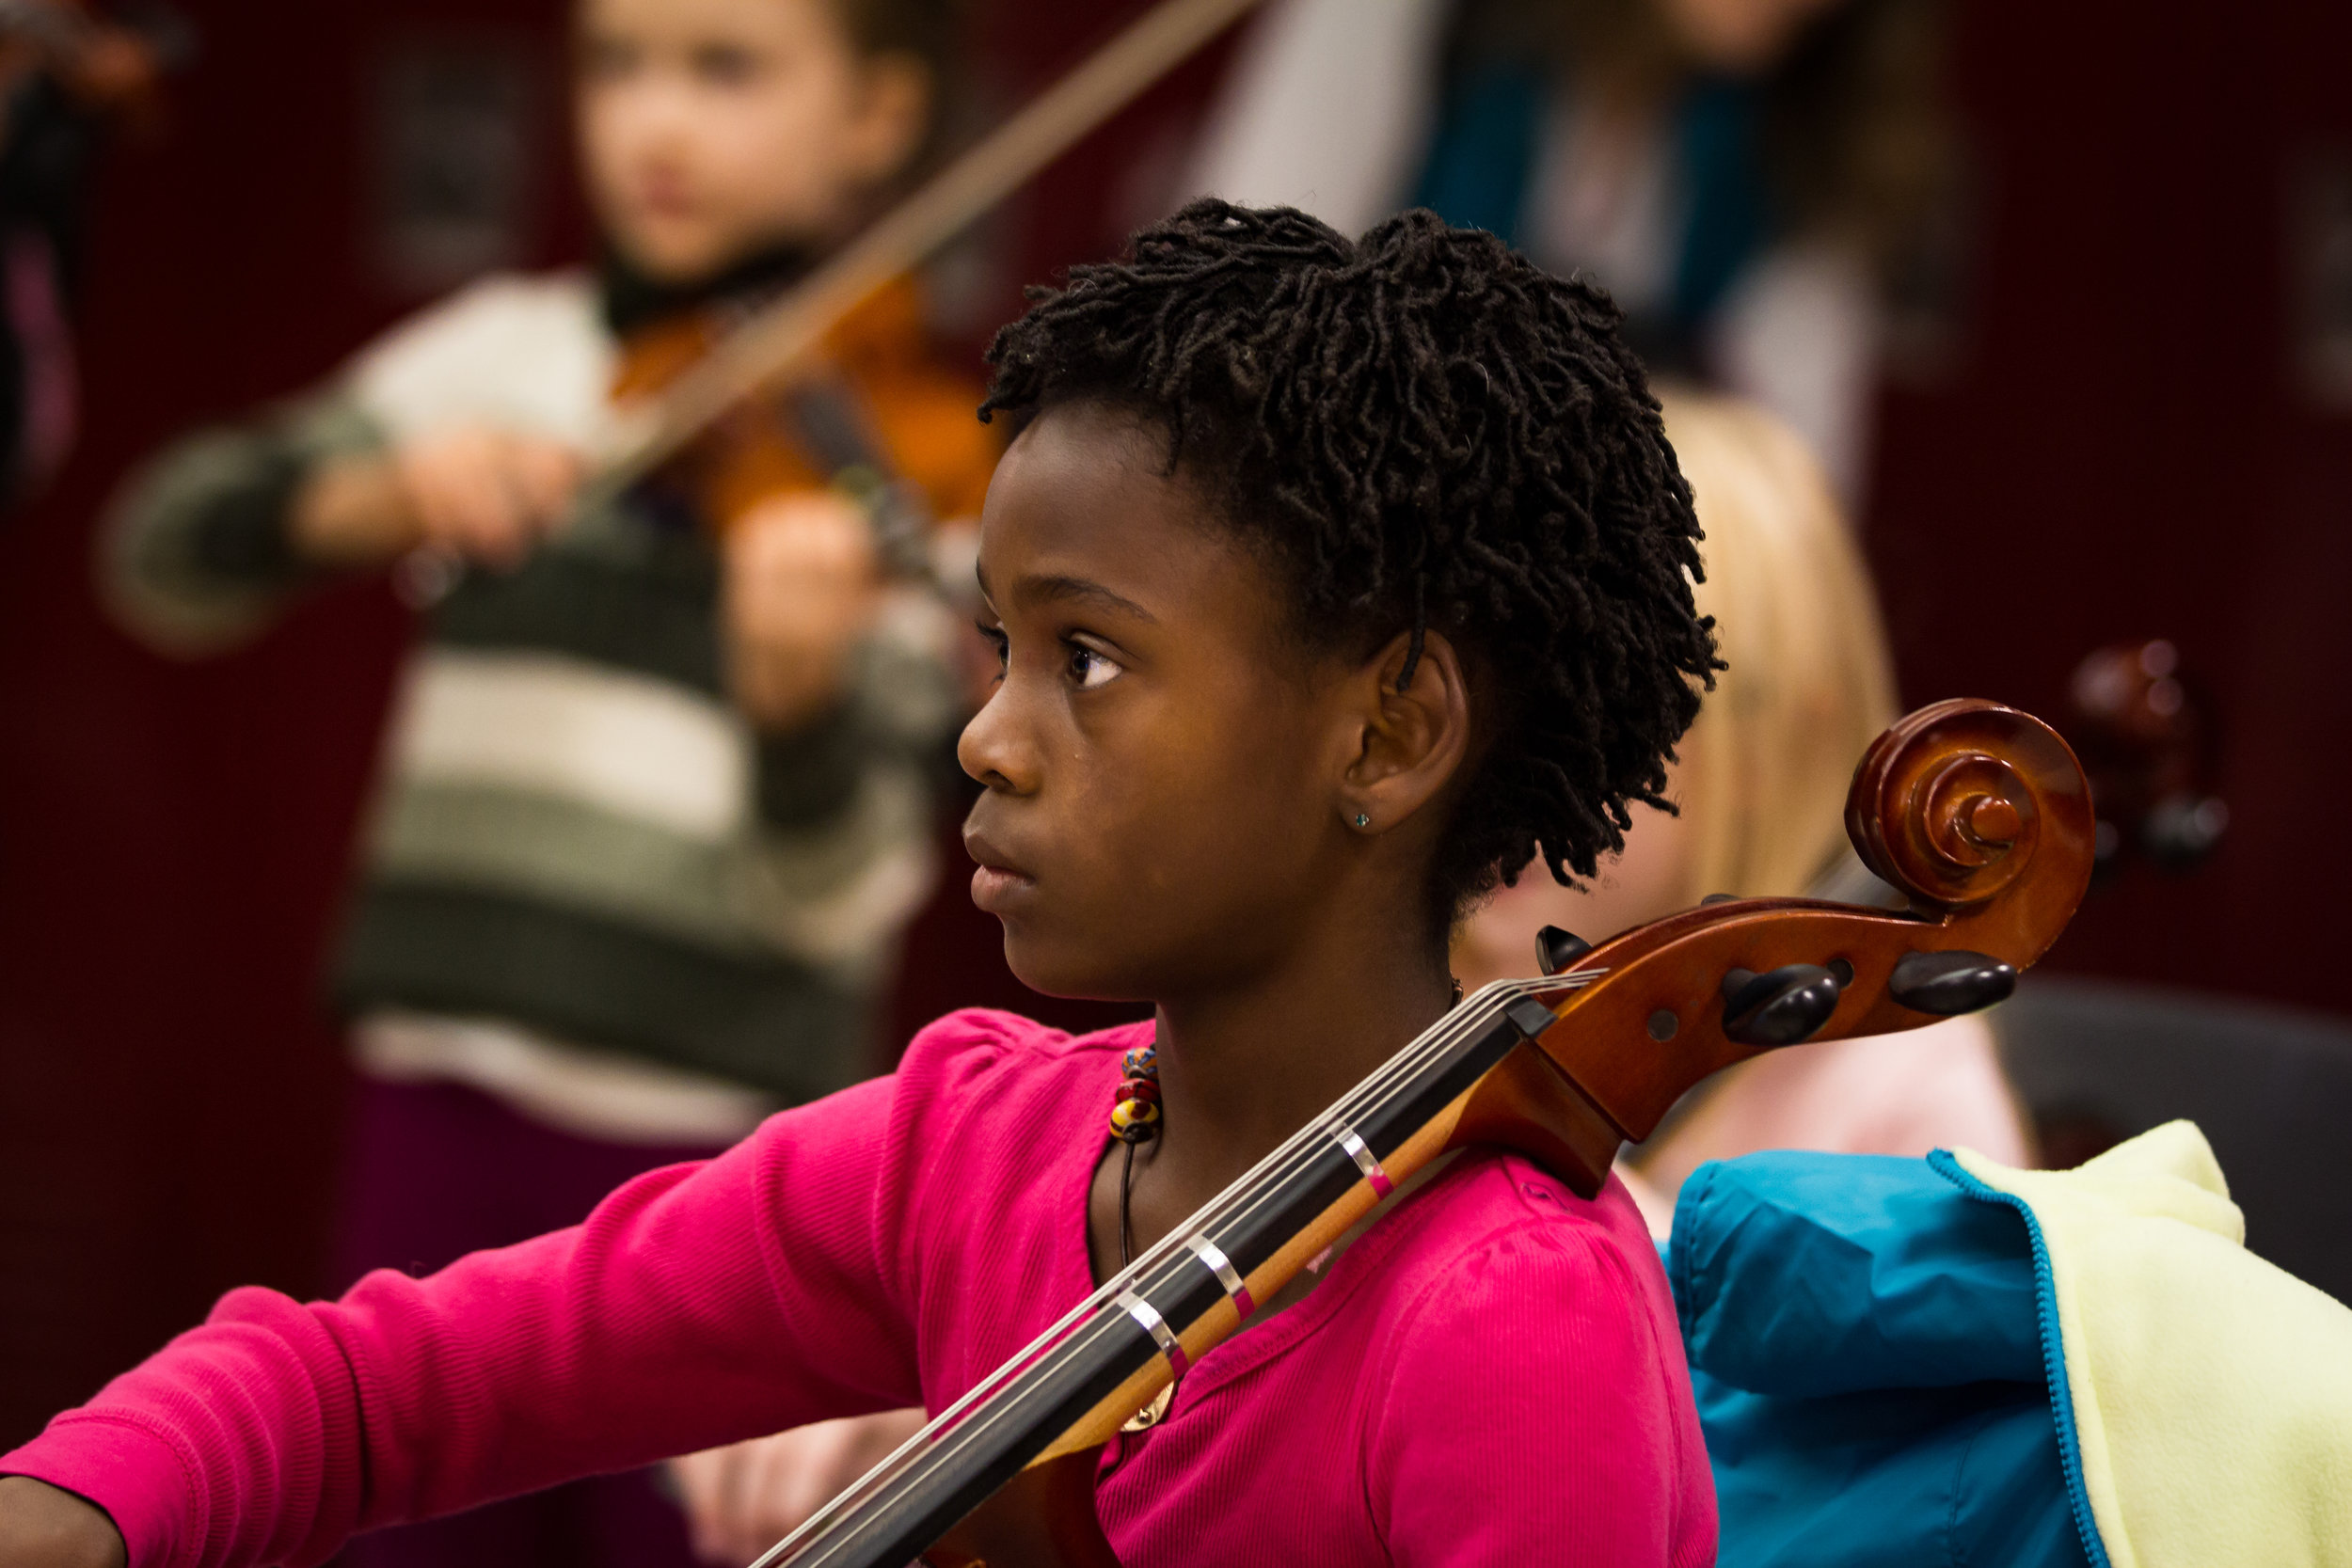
xmin=1669 ymin=1151 xmax=2105 ymax=1568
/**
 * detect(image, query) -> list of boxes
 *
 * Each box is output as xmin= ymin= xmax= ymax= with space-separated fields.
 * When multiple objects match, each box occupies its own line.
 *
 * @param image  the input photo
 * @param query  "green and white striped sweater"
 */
xmin=105 ymin=273 xmax=967 ymax=1121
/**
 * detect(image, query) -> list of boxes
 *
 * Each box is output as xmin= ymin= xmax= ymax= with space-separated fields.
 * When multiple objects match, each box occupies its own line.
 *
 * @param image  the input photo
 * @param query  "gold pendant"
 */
xmin=1120 ymin=1384 xmax=1175 ymax=1433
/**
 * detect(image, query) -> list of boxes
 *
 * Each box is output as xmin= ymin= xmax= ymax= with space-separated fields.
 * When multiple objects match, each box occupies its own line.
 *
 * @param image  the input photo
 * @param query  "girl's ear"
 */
xmin=1336 ymin=630 xmax=1474 ymax=835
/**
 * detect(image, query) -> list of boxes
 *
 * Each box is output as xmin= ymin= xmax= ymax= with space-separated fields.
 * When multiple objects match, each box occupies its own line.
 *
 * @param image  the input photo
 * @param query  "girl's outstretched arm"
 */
xmin=0 ymin=1067 xmax=929 ymax=1568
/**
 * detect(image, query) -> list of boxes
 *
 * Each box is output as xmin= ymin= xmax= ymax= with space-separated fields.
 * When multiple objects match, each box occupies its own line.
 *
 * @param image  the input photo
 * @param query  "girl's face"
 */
xmin=958 ymin=406 xmax=1375 ymax=1002
xmin=575 ymin=0 xmax=929 ymax=282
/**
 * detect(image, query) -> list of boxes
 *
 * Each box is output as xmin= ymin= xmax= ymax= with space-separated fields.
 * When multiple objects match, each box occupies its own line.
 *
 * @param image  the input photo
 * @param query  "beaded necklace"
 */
xmin=1109 ymin=1043 xmax=1161 ymax=1268
xmin=1104 ymin=979 xmax=1462 ymax=1268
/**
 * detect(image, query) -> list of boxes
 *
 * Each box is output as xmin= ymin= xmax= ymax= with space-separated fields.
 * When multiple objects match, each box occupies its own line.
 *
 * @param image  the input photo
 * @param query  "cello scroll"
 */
xmin=1459 ymin=698 xmax=2094 ymax=1196
xmin=1846 ymin=696 xmax=2092 ymax=914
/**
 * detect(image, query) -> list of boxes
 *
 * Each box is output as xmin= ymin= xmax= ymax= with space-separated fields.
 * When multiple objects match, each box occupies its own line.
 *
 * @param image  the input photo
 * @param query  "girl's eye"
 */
xmin=975 ymin=623 xmax=1008 ymax=677
xmin=1068 ymin=642 xmax=1121 ymax=690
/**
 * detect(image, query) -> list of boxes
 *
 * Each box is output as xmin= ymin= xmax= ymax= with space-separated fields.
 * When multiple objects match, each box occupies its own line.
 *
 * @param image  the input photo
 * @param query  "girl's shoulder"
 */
xmin=875 ymin=1010 xmax=1145 ymax=1386
xmin=1343 ymin=1155 xmax=1708 ymax=1517
xmin=898 ymin=1004 xmax=1150 ymax=1073
xmin=888 ymin=1006 xmax=1152 ymax=1148
xmin=1153 ymin=1151 xmax=1711 ymax=1559
xmin=1354 ymin=1150 xmax=1681 ymax=1359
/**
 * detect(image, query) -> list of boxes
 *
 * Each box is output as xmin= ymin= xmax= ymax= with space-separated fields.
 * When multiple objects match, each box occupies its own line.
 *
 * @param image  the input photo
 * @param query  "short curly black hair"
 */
xmin=981 ymin=200 xmax=1719 ymax=932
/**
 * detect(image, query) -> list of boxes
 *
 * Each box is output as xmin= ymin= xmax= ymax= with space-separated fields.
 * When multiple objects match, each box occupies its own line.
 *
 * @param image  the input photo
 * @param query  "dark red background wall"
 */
xmin=0 ymin=0 xmax=2344 ymax=1445
xmin=1869 ymin=0 xmax=2352 ymax=1005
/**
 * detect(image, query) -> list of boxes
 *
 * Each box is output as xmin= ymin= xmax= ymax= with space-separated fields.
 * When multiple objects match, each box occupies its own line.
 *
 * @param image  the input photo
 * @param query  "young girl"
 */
xmin=1 ymin=202 xmax=1720 ymax=1568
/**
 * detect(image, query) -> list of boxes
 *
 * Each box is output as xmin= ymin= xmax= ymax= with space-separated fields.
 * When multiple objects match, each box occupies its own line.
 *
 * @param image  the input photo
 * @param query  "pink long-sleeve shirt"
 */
xmin=4 ymin=1010 xmax=1715 ymax=1568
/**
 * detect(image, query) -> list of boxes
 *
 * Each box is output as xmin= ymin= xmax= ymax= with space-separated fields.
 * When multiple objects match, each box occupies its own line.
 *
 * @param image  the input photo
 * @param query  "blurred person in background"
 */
xmin=1183 ymin=0 xmax=1954 ymax=499
xmin=96 ymin=1 xmax=990 ymax=1565
xmin=1454 ymin=390 xmax=2031 ymax=1234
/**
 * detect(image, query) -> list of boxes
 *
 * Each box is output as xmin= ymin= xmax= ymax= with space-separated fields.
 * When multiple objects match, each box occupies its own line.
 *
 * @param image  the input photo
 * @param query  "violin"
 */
xmin=736 ymin=697 xmax=2093 ymax=1568
xmin=385 ymin=0 xmax=1264 ymax=606
xmin=506 ymin=0 xmax=1268 ymax=601
xmin=608 ymin=275 xmax=995 ymax=595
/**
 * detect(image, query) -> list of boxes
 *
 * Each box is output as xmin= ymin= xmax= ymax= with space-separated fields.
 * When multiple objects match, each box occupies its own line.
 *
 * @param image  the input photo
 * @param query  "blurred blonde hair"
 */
xmin=1662 ymin=389 xmax=1898 ymax=904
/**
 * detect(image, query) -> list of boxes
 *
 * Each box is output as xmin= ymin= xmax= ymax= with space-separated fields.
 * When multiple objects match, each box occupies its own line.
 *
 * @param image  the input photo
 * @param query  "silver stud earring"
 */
xmin=1354 ymin=813 xmax=1371 ymax=829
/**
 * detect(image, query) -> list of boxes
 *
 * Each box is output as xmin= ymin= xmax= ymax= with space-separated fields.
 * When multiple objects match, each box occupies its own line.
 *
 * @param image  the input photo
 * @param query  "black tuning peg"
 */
xmin=1888 ymin=951 xmax=2016 ymax=1016
xmin=1535 ymin=926 xmax=1593 ymax=976
xmin=1721 ymin=964 xmax=1844 ymax=1048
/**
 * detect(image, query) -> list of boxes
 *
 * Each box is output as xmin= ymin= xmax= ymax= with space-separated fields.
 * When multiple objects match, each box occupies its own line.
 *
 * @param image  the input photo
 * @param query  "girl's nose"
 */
xmin=957 ymin=680 xmax=1037 ymax=794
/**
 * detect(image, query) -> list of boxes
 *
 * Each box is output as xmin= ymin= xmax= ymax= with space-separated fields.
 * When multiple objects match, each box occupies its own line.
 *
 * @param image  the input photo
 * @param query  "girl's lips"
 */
xmin=970 ymin=863 xmax=1036 ymax=912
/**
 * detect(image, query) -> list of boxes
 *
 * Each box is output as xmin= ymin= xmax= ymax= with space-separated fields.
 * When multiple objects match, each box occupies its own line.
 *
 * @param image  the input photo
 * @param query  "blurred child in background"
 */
xmin=1184 ymin=0 xmax=1955 ymax=499
xmin=1454 ymin=391 xmax=2030 ymax=1233
xmin=99 ymin=2 xmax=991 ymax=1565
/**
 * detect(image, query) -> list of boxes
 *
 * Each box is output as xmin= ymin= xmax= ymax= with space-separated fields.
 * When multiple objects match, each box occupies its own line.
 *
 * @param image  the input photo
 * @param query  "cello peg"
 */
xmin=1535 ymin=926 xmax=1593 ymax=976
xmin=1720 ymin=964 xmax=1844 ymax=1048
xmin=1888 ymin=950 xmax=2017 ymax=1016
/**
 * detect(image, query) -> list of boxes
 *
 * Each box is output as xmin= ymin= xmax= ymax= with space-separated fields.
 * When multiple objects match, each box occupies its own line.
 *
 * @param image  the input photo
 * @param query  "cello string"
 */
xmin=761 ymin=971 xmax=1599 ymax=1562
xmin=877 ymin=974 xmax=1588 ymax=1445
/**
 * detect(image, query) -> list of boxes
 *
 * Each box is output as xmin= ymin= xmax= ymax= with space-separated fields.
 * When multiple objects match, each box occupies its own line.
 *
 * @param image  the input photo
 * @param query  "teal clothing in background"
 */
xmin=1410 ymin=66 xmax=1769 ymax=363
xmin=1669 ymin=1151 xmax=2101 ymax=1568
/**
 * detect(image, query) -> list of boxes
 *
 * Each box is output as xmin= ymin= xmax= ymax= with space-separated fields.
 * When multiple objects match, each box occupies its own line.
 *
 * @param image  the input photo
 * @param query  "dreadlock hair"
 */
xmin=981 ymin=199 xmax=1721 ymax=936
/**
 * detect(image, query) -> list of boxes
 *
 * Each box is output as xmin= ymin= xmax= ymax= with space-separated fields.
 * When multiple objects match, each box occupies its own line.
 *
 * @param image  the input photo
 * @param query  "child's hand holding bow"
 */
xmin=722 ymin=490 xmax=884 ymax=732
